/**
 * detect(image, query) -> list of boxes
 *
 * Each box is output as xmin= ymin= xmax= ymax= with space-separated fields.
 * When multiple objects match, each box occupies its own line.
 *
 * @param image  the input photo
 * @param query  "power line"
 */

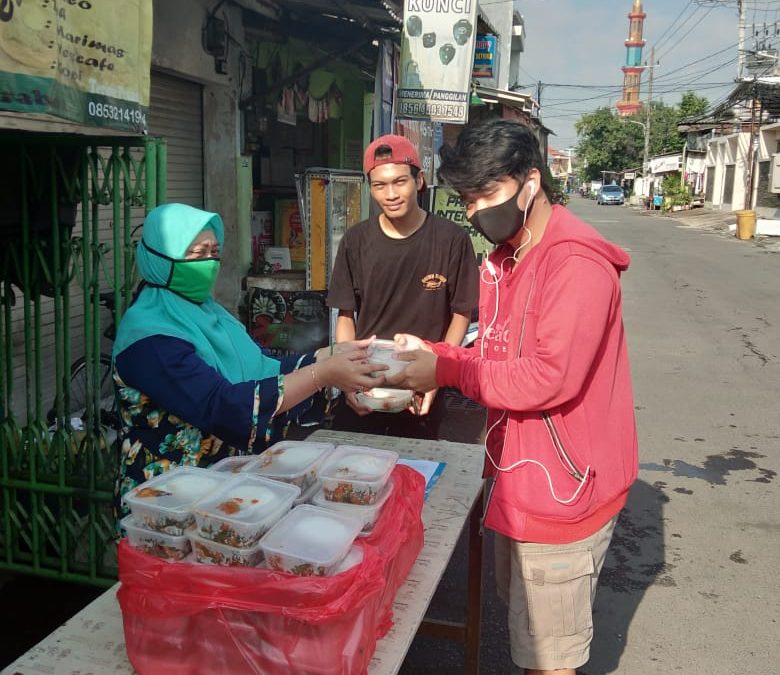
xmin=652 ymin=0 xmax=696 ymax=50
xmin=657 ymin=6 xmax=716 ymax=62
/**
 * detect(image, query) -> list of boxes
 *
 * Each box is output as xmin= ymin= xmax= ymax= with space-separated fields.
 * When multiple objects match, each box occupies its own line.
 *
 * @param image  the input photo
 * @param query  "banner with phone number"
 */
xmin=0 ymin=0 xmax=152 ymax=133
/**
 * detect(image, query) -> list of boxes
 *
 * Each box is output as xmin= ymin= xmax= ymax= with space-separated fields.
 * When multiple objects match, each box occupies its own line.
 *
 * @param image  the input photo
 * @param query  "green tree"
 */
xmin=678 ymin=91 xmax=709 ymax=120
xmin=574 ymin=91 xmax=709 ymax=178
xmin=575 ymin=107 xmax=643 ymax=180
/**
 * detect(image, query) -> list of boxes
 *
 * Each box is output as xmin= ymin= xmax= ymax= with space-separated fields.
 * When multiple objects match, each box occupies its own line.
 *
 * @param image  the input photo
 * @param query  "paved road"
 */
xmin=402 ymin=198 xmax=779 ymax=675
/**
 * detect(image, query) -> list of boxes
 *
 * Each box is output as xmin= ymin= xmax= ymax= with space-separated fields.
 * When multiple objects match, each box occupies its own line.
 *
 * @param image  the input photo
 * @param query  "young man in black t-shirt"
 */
xmin=326 ymin=134 xmax=479 ymax=439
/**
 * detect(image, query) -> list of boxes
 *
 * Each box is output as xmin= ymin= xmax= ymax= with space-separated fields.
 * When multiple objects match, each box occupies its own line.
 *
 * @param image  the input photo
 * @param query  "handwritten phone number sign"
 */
xmin=0 ymin=0 xmax=152 ymax=133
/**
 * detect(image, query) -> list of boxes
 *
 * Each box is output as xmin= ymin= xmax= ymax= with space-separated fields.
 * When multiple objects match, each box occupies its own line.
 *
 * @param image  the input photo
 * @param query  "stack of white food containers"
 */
xmin=189 ymin=474 xmax=300 ymax=566
xmin=241 ymin=440 xmax=334 ymax=505
xmin=121 ymin=467 xmax=228 ymax=561
xmin=121 ymin=442 xmax=400 ymax=575
xmin=318 ymin=445 xmax=398 ymax=505
xmin=306 ymin=444 xmax=399 ymax=540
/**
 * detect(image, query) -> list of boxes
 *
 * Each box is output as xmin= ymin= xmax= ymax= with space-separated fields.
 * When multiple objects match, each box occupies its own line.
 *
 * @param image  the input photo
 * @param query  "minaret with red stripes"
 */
xmin=617 ymin=0 xmax=646 ymax=117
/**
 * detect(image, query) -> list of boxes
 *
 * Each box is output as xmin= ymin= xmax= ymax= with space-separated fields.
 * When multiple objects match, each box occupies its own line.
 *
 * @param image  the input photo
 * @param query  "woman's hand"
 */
xmin=318 ymin=348 xmax=387 ymax=393
xmin=385 ymin=349 xmax=438 ymax=393
xmin=316 ymin=337 xmax=376 ymax=362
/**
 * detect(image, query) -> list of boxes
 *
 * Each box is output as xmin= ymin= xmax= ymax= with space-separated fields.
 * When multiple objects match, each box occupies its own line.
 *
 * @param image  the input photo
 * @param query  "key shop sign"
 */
xmin=0 ymin=0 xmax=153 ymax=133
xmin=397 ymin=0 xmax=478 ymax=124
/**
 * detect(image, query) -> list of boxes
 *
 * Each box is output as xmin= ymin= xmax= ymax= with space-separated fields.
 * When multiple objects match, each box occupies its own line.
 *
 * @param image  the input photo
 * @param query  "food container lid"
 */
xmin=319 ymin=445 xmax=399 ymax=483
xmin=242 ymin=441 xmax=334 ymax=480
xmin=123 ymin=467 xmax=226 ymax=514
xmin=194 ymin=474 xmax=299 ymax=525
xmin=259 ymin=504 xmax=363 ymax=568
xmin=355 ymin=387 xmax=413 ymax=413
xmin=210 ymin=455 xmax=257 ymax=473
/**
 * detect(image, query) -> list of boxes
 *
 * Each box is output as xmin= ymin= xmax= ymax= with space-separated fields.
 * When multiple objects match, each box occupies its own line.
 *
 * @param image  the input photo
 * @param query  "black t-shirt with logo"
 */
xmin=327 ymin=213 xmax=479 ymax=341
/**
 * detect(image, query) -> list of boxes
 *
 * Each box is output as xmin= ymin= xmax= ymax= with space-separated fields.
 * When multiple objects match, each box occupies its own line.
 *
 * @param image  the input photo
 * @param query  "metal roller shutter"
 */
xmin=148 ymin=72 xmax=204 ymax=207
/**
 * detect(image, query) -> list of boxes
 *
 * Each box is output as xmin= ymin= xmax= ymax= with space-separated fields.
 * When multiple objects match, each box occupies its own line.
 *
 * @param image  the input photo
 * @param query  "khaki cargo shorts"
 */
xmin=494 ymin=516 xmax=617 ymax=672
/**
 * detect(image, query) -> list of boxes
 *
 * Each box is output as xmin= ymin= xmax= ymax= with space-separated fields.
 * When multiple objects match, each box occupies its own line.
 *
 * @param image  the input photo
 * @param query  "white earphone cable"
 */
xmin=480 ymin=179 xmax=591 ymax=505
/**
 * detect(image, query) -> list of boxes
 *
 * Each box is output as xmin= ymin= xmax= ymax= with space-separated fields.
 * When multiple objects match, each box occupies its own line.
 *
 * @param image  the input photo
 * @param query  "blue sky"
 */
xmin=514 ymin=0 xmax=776 ymax=150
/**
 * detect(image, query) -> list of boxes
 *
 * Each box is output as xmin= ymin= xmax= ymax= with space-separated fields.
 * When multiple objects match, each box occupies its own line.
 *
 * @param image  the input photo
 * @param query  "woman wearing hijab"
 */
xmin=113 ymin=203 xmax=382 ymax=504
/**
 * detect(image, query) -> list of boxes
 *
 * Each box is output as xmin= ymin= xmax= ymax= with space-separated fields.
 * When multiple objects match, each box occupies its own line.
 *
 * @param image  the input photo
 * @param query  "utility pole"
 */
xmin=643 ymin=46 xmax=655 ymax=174
xmin=737 ymin=0 xmax=746 ymax=80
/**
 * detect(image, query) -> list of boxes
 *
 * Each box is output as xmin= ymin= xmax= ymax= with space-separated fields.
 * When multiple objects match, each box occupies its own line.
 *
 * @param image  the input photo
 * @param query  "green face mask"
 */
xmin=168 ymin=257 xmax=221 ymax=303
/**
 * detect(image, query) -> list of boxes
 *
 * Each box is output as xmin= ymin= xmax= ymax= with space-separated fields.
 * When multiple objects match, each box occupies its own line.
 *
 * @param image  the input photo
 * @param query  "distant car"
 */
xmin=597 ymin=185 xmax=625 ymax=205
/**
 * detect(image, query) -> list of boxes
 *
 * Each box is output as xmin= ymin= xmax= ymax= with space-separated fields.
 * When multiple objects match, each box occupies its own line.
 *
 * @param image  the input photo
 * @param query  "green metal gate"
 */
xmin=0 ymin=132 xmax=166 ymax=587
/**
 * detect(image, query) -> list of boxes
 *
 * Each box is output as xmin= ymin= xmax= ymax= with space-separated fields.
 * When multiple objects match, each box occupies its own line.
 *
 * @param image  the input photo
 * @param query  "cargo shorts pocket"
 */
xmin=520 ymin=549 xmax=595 ymax=637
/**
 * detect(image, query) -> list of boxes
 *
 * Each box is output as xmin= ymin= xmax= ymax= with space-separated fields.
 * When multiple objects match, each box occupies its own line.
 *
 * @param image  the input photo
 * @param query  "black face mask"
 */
xmin=469 ymin=181 xmax=535 ymax=245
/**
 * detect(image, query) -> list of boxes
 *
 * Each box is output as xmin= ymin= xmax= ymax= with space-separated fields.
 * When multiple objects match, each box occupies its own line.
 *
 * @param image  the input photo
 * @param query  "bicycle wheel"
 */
xmin=68 ymin=354 xmax=118 ymax=428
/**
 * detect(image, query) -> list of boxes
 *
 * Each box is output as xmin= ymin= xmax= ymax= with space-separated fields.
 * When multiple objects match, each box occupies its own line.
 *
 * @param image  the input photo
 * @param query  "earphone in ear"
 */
xmin=528 ymin=180 xmax=537 ymax=195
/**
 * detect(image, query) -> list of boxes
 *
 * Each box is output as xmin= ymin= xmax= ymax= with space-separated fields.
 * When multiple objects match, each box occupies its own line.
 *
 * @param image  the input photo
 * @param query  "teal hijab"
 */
xmin=112 ymin=203 xmax=280 ymax=384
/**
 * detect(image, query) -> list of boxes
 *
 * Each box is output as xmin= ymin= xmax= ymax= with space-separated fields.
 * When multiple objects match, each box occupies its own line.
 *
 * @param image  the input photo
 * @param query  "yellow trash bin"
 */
xmin=735 ymin=210 xmax=756 ymax=240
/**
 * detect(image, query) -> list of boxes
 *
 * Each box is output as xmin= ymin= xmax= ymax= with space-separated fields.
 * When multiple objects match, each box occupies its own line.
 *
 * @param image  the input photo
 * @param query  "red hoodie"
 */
xmin=433 ymin=205 xmax=638 ymax=544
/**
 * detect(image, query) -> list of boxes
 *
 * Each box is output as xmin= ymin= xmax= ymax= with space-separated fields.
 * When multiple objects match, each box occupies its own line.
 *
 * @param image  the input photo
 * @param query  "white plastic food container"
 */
xmin=367 ymin=339 xmax=410 ymax=378
xmin=241 ymin=441 xmax=334 ymax=491
xmin=332 ymin=545 xmax=364 ymax=574
xmin=209 ymin=455 xmax=257 ymax=474
xmin=319 ymin=445 xmax=398 ymax=505
xmin=123 ymin=467 xmax=226 ymax=535
xmin=259 ymin=504 xmax=362 ymax=576
xmin=193 ymin=474 xmax=299 ymax=548
xmin=312 ymin=478 xmax=394 ymax=535
xmin=120 ymin=515 xmax=192 ymax=561
xmin=188 ymin=529 xmax=265 ymax=567
xmin=355 ymin=387 xmax=413 ymax=413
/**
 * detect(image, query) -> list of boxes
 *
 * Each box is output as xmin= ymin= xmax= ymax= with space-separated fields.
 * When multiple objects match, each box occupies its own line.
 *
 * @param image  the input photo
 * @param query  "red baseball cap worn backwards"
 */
xmin=363 ymin=135 xmax=424 ymax=187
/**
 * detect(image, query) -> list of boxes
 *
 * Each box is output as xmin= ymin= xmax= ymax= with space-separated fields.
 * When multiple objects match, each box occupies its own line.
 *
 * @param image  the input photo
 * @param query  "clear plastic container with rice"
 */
xmin=259 ymin=504 xmax=363 ymax=576
xmin=123 ymin=467 xmax=226 ymax=535
xmin=209 ymin=455 xmax=257 ymax=474
xmin=241 ymin=441 xmax=334 ymax=491
xmin=312 ymin=477 xmax=394 ymax=535
xmin=319 ymin=445 xmax=398 ymax=505
xmin=188 ymin=529 xmax=265 ymax=567
xmin=332 ymin=544 xmax=364 ymax=574
xmin=193 ymin=474 xmax=299 ymax=548
xmin=367 ymin=339 xmax=410 ymax=379
xmin=120 ymin=515 xmax=192 ymax=561
xmin=355 ymin=387 xmax=413 ymax=413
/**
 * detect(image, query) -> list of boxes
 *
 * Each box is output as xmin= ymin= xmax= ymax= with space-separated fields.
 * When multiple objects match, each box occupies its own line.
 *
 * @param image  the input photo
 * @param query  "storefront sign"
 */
xmin=472 ymin=34 xmax=497 ymax=80
xmin=397 ymin=0 xmax=478 ymax=124
xmin=0 ymin=0 xmax=152 ymax=133
xmin=649 ymin=155 xmax=682 ymax=174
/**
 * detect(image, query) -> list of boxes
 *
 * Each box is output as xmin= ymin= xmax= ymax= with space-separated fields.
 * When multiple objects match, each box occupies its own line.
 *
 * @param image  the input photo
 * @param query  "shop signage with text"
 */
xmin=397 ymin=0 xmax=478 ymax=124
xmin=0 ymin=0 xmax=153 ymax=132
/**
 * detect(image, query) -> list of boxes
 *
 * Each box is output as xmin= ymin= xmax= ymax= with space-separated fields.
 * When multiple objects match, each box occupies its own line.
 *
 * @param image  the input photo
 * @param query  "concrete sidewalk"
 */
xmin=631 ymin=205 xmax=780 ymax=251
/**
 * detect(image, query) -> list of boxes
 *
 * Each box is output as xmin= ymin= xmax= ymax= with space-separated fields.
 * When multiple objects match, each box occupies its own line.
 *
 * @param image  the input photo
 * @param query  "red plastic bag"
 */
xmin=118 ymin=465 xmax=425 ymax=675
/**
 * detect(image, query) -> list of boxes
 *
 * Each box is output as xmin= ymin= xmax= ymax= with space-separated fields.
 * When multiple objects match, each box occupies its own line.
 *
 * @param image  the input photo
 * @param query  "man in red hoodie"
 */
xmin=388 ymin=119 xmax=638 ymax=675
